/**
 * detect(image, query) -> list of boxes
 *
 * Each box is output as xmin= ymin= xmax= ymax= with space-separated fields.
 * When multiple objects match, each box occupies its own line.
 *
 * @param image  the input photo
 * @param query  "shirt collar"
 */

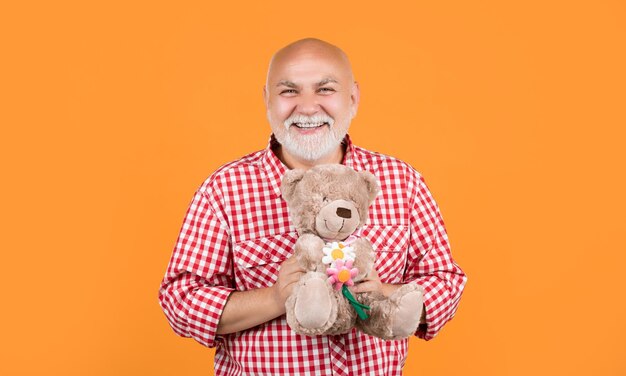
xmin=262 ymin=133 xmax=363 ymax=198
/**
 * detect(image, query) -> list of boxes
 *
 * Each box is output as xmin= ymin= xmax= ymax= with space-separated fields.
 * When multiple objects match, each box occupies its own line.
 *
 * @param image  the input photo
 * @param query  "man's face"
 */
xmin=264 ymin=48 xmax=359 ymax=161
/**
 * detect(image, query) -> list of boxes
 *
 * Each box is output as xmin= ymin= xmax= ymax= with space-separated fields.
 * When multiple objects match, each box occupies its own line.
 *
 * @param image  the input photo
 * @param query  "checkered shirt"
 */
xmin=159 ymin=135 xmax=467 ymax=376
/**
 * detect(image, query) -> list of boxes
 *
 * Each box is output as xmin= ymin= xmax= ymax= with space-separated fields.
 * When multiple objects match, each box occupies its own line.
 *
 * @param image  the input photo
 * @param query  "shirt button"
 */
xmin=264 ymin=252 xmax=271 ymax=260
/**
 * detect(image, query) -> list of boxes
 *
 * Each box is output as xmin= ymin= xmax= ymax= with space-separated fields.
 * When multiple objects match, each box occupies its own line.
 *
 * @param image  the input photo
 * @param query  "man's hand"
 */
xmin=352 ymin=269 xmax=401 ymax=297
xmin=217 ymin=255 xmax=305 ymax=335
xmin=353 ymin=270 xmax=427 ymax=324
xmin=271 ymin=255 xmax=306 ymax=310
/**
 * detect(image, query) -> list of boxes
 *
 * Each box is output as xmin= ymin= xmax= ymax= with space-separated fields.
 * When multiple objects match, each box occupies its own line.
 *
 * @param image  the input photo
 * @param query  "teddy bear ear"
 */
xmin=359 ymin=171 xmax=381 ymax=203
xmin=281 ymin=169 xmax=306 ymax=201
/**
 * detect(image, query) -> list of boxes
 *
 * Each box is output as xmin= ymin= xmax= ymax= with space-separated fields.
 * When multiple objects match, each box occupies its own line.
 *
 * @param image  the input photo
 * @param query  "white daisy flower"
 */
xmin=322 ymin=241 xmax=356 ymax=265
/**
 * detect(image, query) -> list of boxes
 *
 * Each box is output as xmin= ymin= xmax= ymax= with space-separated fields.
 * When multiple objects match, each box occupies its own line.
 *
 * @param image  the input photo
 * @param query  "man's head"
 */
xmin=264 ymin=38 xmax=360 ymax=162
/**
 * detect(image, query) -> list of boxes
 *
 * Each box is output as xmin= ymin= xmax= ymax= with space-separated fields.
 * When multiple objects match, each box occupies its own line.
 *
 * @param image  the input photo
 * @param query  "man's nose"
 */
xmin=336 ymin=207 xmax=352 ymax=219
xmin=296 ymin=92 xmax=320 ymax=115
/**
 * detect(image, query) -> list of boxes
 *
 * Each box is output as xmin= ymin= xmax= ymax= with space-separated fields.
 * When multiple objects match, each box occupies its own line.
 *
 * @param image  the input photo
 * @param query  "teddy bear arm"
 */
xmin=356 ymin=284 xmax=424 ymax=340
xmin=294 ymin=233 xmax=326 ymax=271
xmin=350 ymin=238 xmax=376 ymax=281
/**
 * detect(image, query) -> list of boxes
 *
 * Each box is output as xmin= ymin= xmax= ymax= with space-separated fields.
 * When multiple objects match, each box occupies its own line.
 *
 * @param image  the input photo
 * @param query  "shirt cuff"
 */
xmin=187 ymin=285 xmax=234 ymax=348
xmin=413 ymin=276 xmax=456 ymax=341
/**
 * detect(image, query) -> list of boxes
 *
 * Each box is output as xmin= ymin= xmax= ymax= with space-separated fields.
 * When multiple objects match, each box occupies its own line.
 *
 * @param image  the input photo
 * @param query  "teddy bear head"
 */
xmin=281 ymin=164 xmax=380 ymax=241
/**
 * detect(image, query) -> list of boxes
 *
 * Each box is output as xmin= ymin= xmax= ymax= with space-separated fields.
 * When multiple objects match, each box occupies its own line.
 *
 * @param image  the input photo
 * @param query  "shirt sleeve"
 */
xmin=403 ymin=171 xmax=467 ymax=341
xmin=158 ymin=188 xmax=235 ymax=348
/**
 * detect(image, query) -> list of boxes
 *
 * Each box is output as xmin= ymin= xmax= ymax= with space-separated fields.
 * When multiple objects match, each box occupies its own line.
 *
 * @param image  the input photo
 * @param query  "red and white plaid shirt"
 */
xmin=159 ymin=135 xmax=466 ymax=376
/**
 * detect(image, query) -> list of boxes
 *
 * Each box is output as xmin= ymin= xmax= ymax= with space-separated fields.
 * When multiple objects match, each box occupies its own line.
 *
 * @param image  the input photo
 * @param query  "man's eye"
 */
xmin=318 ymin=87 xmax=335 ymax=93
xmin=280 ymin=89 xmax=297 ymax=95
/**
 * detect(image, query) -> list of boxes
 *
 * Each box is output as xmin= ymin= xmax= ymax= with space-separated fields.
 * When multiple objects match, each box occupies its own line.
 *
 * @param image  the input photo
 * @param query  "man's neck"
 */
xmin=274 ymin=144 xmax=346 ymax=170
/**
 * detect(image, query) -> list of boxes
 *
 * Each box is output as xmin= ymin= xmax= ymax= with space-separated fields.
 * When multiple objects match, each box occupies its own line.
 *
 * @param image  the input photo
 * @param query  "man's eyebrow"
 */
xmin=275 ymin=78 xmax=339 ymax=88
xmin=276 ymin=80 xmax=298 ymax=88
xmin=317 ymin=78 xmax=338 ymax=86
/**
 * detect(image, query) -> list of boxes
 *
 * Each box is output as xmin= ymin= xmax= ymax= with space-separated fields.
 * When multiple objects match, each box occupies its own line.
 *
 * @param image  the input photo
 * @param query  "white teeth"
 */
xmin=283 ymin=115 xmax=333 ymax=130
xmin=294 ymin=122 xmax=326 ymax=128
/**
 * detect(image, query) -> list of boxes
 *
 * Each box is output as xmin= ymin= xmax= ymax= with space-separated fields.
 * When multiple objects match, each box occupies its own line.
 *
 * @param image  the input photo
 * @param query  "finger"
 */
xmin=287 ymin=255 xmax=306 ymax=269
xmin=285 ymin=262 xmax=305 ymax=273
xmin=285 ymin=265 xmax=306 ymax=278
xmin=285 ymin=269 xmax=305 ymax=278
xmin=353 ymin=281 xmax=375 ymax=293
xmin=365 ymin=270 xmax=379 ymax=280
xmin=280 ymin=257 xmax=300 ymax=271
xmin=284 ymin=274 xmax=305 ymax=287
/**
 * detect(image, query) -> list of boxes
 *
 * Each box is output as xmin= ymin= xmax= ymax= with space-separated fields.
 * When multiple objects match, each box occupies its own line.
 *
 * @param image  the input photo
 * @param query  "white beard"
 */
xmin=274 ymin=113 xmax=349 ymax=161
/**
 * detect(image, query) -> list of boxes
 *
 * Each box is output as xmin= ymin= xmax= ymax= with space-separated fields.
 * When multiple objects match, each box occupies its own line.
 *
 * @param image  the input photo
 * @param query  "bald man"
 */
xmin=264 ymin=38 xmax=358 ymax=168
xmin=159 ymin=38 xmax=467 ymax=376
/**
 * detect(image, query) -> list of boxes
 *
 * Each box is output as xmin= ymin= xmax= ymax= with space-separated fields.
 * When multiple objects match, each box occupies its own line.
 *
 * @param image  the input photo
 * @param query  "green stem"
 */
xmin=342 ymin=285 xmax=370 ymax=320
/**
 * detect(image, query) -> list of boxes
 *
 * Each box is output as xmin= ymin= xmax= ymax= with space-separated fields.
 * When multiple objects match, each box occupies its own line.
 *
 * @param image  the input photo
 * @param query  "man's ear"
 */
xmin=359 ymin=170 xmax=380 ymax=203
xmin=281 ymin=169 xmax=306 ymax=201
xmin=350 ymin=81 xmax=360 ymax=119
xmin=263 ymin=85 xmax=268 ymax=108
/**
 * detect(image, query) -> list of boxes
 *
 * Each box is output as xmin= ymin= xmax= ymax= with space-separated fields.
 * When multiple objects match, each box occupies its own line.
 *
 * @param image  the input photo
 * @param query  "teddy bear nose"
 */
xmin=336 ymin=207 xmax=352 ymax=219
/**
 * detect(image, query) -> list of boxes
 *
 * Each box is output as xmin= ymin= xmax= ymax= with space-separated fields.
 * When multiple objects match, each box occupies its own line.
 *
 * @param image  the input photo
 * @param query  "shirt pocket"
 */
xmin=361 ymin=224 xmax=410 ymax=284
xmin=232 ymin=232 xmax=298 ymax=290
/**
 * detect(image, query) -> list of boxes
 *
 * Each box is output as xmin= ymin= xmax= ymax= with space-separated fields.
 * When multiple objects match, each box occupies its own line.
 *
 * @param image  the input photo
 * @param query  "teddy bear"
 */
xmin=280 ymin=164 xmax=424 ymax=340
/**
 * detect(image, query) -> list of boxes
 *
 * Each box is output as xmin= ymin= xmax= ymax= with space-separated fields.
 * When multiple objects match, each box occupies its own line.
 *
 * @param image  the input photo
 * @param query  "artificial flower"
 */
xmin=322 ymin=242 xmax=355 ymax=265
xmin=326 ymin=259 xmax=359 ymax=291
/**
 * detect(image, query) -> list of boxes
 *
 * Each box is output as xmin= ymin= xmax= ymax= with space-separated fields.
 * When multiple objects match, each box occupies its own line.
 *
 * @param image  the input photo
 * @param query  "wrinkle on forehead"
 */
xmin=266 ymin=38 xmax=355 ymax=86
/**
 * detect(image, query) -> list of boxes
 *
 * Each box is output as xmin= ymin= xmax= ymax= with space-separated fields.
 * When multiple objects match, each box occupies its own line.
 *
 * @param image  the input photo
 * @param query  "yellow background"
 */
xmin=2 ymin=1 xmax=625 ymax=375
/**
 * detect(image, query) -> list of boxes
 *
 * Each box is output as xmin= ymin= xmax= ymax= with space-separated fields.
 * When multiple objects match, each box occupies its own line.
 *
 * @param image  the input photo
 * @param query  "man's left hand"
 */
xmin=352 ymin=270 xmax=401 ymax=297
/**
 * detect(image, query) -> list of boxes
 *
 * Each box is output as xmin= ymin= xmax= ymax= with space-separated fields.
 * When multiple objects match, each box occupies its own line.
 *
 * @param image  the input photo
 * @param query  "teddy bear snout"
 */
xmin=314 ymin=199 xmax=361 ymax=241
xmin=336 ymin=207 xmax=352 ymax=219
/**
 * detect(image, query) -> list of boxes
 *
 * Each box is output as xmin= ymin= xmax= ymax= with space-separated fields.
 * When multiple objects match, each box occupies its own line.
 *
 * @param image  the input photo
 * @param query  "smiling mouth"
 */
xmin=292 ymin=122 xmax=329 ymax=129
xmin=324 ymin=219 xmax=345 ymax=234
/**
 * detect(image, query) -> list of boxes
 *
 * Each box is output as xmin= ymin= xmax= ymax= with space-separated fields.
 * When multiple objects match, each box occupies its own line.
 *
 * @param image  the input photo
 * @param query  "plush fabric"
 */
xmin=281 ymin=164 xmax=424 ymax=340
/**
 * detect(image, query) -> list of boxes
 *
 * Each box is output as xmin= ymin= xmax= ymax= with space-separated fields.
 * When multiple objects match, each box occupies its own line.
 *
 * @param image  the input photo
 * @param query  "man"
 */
xmin=159 ymin=38 xmax=467 ymax=375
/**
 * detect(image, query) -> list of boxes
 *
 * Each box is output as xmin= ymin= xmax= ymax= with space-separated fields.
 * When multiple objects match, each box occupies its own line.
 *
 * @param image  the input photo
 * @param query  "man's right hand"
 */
xmin=271 ymin=255 xmax=306 ymax=311
xmin=217 ymin=255 xmax=306 ymax=335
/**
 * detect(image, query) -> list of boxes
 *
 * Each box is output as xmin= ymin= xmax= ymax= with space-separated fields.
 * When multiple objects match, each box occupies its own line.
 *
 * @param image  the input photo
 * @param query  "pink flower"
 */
xmin=326 ymin=259 xmax=359 ymax=291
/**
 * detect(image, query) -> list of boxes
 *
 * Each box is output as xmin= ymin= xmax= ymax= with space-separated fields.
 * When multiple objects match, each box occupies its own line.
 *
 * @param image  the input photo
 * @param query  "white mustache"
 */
xmin=283 ymin=114 xmax=334 ymax=129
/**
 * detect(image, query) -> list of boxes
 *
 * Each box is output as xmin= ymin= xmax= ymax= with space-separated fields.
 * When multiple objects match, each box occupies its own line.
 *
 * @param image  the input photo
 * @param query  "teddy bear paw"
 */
xmin=390 ymin=284 xmax=424 ymax=338
xmin=294 ymin=278 xmax=334 ymax=329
